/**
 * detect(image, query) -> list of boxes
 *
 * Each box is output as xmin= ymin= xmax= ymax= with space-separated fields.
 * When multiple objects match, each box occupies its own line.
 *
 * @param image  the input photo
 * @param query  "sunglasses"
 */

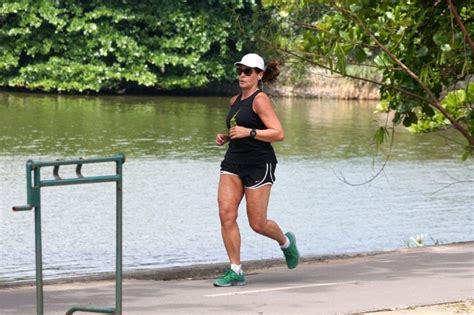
xmin=237 ymin=67 xmax=255 ymax=76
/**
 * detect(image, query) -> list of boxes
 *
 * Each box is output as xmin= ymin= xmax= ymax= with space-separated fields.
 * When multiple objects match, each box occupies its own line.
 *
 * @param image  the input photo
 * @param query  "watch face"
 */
xmin=250 ymin=129 xmax=256 ymax=138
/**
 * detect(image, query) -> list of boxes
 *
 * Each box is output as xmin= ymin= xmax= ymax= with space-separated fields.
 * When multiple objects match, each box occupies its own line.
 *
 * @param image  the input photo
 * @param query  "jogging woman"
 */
xmin=214 ymin=53 xmax=300 ymax=287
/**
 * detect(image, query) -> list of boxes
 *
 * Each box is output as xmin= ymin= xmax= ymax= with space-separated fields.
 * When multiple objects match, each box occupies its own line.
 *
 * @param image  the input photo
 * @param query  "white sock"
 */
xmin=230 ymin=264 xmax=242 ymax=275
xmin=280 ymin=235 xmax=290 ymax=249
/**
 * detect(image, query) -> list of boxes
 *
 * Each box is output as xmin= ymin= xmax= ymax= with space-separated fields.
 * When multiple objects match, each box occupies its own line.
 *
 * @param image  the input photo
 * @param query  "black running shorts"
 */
xmin=220 ymin=161 xmax=276 ymax=189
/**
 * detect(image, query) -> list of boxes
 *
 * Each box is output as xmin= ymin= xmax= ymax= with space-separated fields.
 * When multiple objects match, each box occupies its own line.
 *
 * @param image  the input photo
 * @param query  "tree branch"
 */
xmin=294 ymin=22 xmax=378 ymax=49
xmin=447 ymin=0 xmax=474 ymax=55
xmin=430 ymin=178 xmax=474 ymax=195
xmin=334 ymin=3 xmax=474 ymax=147
xmin=258 ymin=37 xmax=435 ymax=105
xmin=294 ymin=22 xmax=334 ymax=36
xmin=334 ymin=123 xmax=394 ymax=186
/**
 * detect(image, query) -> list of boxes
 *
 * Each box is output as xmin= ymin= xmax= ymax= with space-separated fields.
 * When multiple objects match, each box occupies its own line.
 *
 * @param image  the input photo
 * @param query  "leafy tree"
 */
xmin=0 ymin=0 xmax=258 ymax=93
xmin=260 ymin=0 xmax=473 ymax=157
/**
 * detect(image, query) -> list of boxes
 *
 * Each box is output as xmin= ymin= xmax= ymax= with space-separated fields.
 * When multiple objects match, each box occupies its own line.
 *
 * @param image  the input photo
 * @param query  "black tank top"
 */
xmin=224 ymin=90 xmax=277 ymax=165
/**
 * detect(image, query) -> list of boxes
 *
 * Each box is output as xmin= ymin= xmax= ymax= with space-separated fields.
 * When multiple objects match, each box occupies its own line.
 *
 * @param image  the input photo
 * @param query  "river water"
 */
xmin=0 ymin=92 xmax=472 ymax=282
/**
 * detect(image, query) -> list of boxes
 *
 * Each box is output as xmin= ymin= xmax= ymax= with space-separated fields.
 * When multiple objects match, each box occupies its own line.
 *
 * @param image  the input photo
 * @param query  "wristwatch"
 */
xmin=250 ymin=128 xmax=257 ymax=139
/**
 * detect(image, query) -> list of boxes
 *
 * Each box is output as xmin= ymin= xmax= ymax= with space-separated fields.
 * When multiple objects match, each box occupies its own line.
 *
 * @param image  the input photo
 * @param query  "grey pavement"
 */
xmin=0 ymin=242 xmax=473 ymax=315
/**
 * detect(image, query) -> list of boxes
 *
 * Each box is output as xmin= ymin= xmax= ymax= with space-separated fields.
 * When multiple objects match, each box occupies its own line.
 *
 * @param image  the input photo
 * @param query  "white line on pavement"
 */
xmin=205 ymin=281 xmax=357 ymax=297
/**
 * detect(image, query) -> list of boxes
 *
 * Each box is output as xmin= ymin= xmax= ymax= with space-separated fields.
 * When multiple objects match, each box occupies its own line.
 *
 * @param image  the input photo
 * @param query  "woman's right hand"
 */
xmin=215 ymin=133 xmax=229 ymax=146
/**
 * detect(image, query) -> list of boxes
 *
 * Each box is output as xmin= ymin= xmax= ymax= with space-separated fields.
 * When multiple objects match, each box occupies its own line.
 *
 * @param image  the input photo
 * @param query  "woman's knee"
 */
xmin=249 ymin=218 xmax=267 ymax=234
xmin=219 ymin=207 xmax=238 ymax=227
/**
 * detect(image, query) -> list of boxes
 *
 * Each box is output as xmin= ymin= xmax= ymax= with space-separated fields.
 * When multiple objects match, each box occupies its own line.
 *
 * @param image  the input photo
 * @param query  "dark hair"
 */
xmin=256 ymin=61 xmax=281 ymax=83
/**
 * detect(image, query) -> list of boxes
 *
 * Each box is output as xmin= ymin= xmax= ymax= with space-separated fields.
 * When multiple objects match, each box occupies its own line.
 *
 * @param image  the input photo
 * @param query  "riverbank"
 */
xmin=1 ymin=241 xmax=471 ymax=289
xmin=272 ymin=66 xmax=381 ymax=99
xmin=0 ymin=248 xmax=411 ymax=289
xmin=0 ymin=66 xmax=382 ymax=99
xmin=1 ymin=242 xmax=472 ymax=314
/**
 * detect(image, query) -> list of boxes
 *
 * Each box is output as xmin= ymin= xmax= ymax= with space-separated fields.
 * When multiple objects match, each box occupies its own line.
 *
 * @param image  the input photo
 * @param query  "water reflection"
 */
xmin=0 ymin=92 xmax=465 ymax=160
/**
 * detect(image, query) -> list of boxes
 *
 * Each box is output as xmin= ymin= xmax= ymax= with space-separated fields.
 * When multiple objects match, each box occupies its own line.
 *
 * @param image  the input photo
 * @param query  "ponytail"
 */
xmin=261 ymin=61 xmax=281 ymax=84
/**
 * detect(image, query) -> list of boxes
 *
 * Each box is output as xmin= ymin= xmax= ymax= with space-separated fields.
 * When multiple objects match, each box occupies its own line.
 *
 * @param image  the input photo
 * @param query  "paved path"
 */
xmin=1 ymin=243 xmax=473 ymax=314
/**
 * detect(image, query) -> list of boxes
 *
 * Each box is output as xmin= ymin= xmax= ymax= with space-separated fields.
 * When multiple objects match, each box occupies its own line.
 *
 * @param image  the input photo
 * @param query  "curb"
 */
xmin=1 ymin=241 xmax=472 ymax=289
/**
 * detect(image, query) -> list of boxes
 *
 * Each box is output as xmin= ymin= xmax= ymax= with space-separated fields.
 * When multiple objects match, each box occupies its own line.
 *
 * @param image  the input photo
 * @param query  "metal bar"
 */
xmin=26 ymin=161 xmax=33 ymax=206
xmin=12 ymin=205 xmax=33 ymax=211
xmin=66 ymin=306 xmax=115 ymax=314
xmin=115 ymin=160 xmax=123 ymax=315
xmin=53 ymin=165 xmax=61 ymax=180
xmin=34 ymin=167 xmax=44 ymax=315
xmin=29 ymin=154 xmax=125 ymax=168
xmin=76 ymin=163 xmax=84 ymax=178
xmin=39 ymin=175 xmax=121 ymax=187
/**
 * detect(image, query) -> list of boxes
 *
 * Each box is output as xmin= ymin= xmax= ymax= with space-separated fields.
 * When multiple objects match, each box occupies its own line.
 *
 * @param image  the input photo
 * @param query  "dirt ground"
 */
xmin=364 ymin=299 xmax=474 ymax=314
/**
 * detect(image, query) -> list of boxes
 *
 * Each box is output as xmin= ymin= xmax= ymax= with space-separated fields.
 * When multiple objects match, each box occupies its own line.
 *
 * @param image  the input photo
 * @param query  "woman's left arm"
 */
xmin=228 ymin=93 xmax=284 ymax=142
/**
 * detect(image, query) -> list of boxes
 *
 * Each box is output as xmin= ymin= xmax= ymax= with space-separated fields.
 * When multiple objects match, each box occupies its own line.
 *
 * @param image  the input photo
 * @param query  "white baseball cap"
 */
xmin=234 ymin=53 xmax=265 ymax=71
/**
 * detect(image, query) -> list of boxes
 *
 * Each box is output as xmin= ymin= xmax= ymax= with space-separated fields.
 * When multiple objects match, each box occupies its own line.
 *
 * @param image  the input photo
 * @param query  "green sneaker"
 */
xmin=213 ymin=269 xmax=246 ymax=287
xmin=282 ymin=232 xmax=300 ymax=269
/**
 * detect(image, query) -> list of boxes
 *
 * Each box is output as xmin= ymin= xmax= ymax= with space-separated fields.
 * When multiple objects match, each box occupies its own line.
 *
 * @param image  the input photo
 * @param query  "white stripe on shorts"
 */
xmin=220 ymin=171 xmax=239 ymax=176
xmin=245 ymin=182 xmax=273 ymax=190
xmin=269 ymin=163 xmax=275 ymax=182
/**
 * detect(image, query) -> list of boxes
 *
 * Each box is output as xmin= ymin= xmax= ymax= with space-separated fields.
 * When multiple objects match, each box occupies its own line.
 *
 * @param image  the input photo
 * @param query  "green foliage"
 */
xmin=261 ymin=0 xmax=473 ymax=154
xmin=373 ymin=126 xmax=389 ymax=149
xmin=0 ymin=0 xmax=259 ymax=92
xmin=409 ymin=83 xmax=474 ymax=134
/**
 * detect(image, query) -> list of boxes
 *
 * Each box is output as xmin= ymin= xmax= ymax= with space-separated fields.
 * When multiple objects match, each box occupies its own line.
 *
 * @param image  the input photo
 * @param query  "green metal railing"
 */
xmin=13 ymin=154 xmax=126 ymax=315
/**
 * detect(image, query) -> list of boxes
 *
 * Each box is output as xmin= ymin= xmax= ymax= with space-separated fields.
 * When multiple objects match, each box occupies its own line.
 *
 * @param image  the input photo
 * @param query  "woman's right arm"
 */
xmin=215 ymin=133 xmax=229 ymax=146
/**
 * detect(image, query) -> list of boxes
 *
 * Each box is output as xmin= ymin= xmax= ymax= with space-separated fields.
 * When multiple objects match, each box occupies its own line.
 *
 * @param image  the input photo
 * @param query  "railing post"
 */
xmin=33 ymin=163 xmax=44 ymax=315
xmin=12 ymin=154 xmax=125 ymax=315
xmin=115 ymin=159 xmax=123 ymax=315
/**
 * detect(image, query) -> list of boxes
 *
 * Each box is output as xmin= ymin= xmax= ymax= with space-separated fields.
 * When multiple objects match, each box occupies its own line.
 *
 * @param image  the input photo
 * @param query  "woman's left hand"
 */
xmin=228 ymin=125 xmax=250 ymax=139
